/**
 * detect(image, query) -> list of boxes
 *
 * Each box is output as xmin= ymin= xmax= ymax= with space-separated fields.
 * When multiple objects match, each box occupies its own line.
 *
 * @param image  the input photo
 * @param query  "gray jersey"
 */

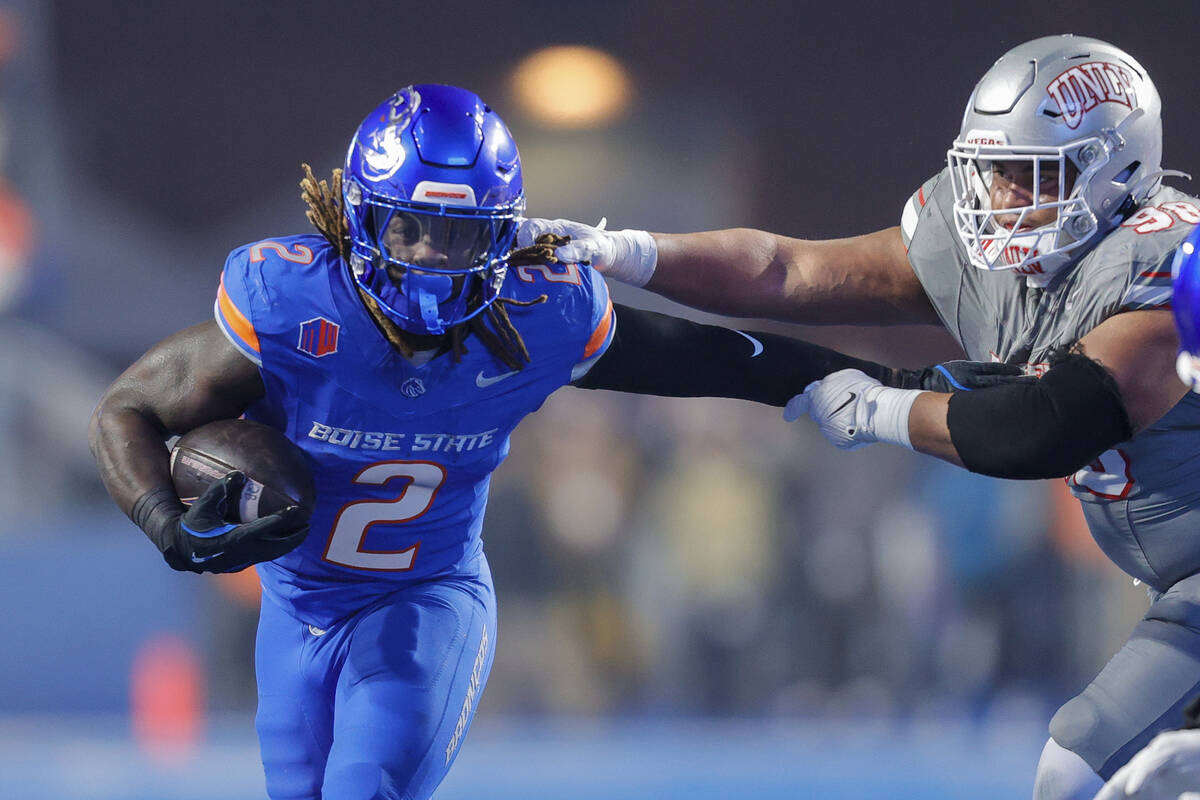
xmin=903 ymin=169 xmax=1200 ymax=591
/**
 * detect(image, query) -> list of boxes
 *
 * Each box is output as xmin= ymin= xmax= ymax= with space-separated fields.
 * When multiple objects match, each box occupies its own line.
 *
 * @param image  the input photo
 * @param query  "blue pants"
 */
xmin=254 ymin=561 xmax=497 ymax=800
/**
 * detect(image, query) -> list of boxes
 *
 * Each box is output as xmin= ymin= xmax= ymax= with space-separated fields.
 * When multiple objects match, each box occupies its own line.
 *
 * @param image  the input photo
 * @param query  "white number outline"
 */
xmin=1121 ymin=202 xmax=1200 ymax=235
xmin=248 ymin=241 xmax=315 ymax=264
xmin=516 ymin=263 xmax=582 ymax=284
xmin=1067 ymin=447 xmax=1134 ymax=501
xmin=1163 ymin=201 xmax=1200 ymax=225
xmin=322 ymin=460 xmax=447 ymax=571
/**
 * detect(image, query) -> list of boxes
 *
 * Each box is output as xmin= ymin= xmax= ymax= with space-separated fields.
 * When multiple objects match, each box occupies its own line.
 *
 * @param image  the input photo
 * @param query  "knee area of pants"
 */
xmin=1050 ymin=696 xmax=1102 ymax=754
xmin=321 ymin=761 xmax=384 ymax=800
xmin=264 ymin=767 xmax=324 ymax=800
xmin=1149 ymin=572 xmax=1200 ymax=623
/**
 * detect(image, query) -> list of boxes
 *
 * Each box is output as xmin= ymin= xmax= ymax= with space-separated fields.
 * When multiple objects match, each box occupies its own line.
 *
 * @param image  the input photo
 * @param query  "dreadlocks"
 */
xmin=300 ymin=164 xmax=545 ymax=370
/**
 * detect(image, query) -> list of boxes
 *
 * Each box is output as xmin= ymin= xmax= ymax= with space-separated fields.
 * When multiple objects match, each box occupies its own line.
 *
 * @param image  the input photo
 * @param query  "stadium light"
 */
xmin=510 ymin=45 xmax=634 ymax=129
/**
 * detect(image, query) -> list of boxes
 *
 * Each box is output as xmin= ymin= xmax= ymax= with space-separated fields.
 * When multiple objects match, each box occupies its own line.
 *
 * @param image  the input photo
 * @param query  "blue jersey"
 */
xmin=214 ymin=234 xmax=614 ymax=627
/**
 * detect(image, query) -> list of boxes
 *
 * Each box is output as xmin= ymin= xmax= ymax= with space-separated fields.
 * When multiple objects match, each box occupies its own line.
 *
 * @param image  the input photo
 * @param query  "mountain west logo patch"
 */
xmin=298 ymin=317 xmax=340 ymax=357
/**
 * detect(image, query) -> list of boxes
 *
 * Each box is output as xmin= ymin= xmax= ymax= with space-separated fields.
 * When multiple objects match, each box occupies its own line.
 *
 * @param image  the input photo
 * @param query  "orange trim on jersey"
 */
xmin=217 ymin=275 xmax=260 ymax=353
xmin=1138 ymin=270 xmax=1173 ymax=279
xmin=583 ymin=297 xmax=614 ymax=359
xmin=918 ymin=186 xmax=926 ymax=207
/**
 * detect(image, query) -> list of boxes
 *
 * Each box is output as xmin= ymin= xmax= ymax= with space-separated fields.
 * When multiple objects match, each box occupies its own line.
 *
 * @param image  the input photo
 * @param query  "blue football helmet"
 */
xmin=1173 ymin=225 xmax=1200 ymax=391
xmin=342 ymin=84 xmax=524 ymax=335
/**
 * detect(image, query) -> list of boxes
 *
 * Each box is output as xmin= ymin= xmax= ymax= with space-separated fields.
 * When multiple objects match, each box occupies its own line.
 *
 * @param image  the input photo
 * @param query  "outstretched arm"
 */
xmin=799 ymin=309 xmax=1183 ymax=479
xmin=516 ymin=221 xmax=941 ymax=326
xmin=574 ymin=305 xmax=1022 ymax=405
xmin=652 ymin=227 xmax=939 ymax=325
xmin=574 ymin=304 xmax=894 ymax=404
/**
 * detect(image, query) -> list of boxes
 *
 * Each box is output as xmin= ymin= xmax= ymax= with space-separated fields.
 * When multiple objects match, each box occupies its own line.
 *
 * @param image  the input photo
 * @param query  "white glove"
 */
xmin=1094 ymin=729 xmax=1200 ymax=800
xmin=784 ymin=368 xmax=925 ymax=451
xmin=515 ymin=217 xmax=658 ymax=287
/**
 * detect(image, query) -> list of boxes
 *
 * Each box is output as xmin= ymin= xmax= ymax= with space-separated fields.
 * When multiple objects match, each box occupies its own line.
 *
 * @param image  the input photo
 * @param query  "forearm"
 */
xmin=905 ymin=354 xmax=1132 ymax=478
xmin=89 ymin=322 xmax=267 ymax=518
xmin=906 ymin=393 xmax=964 ymax=467
xmin=651 ymin=228 xmax=940 ymax=325
xmin=90 ymin=397 xmax=196 ymax=570
xmin=88 ymin=400 xmax=176 ymax=518
xmin=650 ymin=230 xmax=798 ymax=320
xmin=575 ymin=304 xmax=895 ymax=405
xmin=518 ymin=219 xmax=938 ymax=325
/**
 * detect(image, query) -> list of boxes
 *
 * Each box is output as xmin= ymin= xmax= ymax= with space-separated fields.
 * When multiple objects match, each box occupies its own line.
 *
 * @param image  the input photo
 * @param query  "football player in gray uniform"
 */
xmin=1089 ymin=228 xmax=1200 ymax=800
xmin=517 ymin=35 xmax=1198 ymax=800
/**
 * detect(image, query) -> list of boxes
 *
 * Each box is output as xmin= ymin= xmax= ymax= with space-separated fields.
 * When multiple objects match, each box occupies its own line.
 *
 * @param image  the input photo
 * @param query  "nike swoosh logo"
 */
xmin=833 ymin=392 xmax=857 ymax=414
xmin=190 ymin=550 xmax=223 ymax=564
xmin=734 ymin=330 xmax=764 ymax=357
xmin=476 ymin=369 xmax=519 ymax=388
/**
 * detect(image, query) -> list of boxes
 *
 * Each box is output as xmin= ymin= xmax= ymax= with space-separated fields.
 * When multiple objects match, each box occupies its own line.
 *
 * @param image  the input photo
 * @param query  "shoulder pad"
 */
xmin=215 ymin=234 xmax=333 ymax=365
xmin=1107 ymin=190 xmax=1200 ymax=311
xmin=901 ymin=172 xmax=946 ymax=248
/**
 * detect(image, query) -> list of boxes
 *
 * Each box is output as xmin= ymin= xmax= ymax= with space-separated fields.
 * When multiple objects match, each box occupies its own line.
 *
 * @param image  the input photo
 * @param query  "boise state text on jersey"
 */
xmin=215 ymin=233 xmax=614 ymax=627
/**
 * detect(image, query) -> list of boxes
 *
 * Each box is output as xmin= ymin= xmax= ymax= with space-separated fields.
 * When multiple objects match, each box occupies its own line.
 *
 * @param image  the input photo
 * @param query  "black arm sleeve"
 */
xmin=573 ymin=304 xmax=894 ymax=406
xmin=945 ymin=353 xmax=1134 ymax=479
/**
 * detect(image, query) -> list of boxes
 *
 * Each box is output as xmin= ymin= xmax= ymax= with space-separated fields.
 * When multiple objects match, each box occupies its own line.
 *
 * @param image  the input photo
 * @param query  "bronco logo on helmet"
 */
xmin=358 ymin=88 xmax=422 ymax=182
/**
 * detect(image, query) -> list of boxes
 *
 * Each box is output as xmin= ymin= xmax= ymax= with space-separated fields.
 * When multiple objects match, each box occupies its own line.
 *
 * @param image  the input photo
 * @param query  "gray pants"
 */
xmin=1050 ymin=572 xmax=1200 ymax=779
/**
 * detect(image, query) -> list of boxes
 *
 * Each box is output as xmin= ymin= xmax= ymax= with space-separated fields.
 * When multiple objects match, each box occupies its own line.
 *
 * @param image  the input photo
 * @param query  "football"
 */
xmin=169 ymin=419 xmax=316 ymax=521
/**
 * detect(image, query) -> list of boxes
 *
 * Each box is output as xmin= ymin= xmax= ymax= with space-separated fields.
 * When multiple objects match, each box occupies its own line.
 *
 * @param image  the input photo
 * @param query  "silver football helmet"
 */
xmin=947 ymin=35 xmax=1165 ymax=286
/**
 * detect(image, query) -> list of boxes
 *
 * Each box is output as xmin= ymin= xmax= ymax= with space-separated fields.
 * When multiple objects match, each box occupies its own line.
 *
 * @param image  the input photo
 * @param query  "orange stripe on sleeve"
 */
xmin=582 ymin=297 xmax=614 ymax=360
xmin=217 ymin=275 xmax=261 ymax=353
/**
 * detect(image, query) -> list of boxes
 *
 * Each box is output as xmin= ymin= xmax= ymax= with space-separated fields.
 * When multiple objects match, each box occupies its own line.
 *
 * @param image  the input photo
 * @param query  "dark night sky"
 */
xmin=27 ymin=0 xmax=1200 ymax=364
xmin=47 ymin=1 xmax=1200 ymax=238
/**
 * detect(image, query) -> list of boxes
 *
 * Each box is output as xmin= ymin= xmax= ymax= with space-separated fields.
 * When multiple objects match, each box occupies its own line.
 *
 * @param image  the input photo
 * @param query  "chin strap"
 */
xmin=403 ymin=272 xmax=454 ymax=335
xmin=1125 ymin=169 xmax=1193 ymax=210
xmin=416 ymin=291 xmax=443 ymax=334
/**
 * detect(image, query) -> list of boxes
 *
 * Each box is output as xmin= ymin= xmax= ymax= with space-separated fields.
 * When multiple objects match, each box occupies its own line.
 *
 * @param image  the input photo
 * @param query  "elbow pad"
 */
xmin=946 ymin=354 xmax=1133 ymax=479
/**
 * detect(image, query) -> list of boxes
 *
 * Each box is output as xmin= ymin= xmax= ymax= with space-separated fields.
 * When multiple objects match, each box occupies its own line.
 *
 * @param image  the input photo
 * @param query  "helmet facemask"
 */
xmin=948 ymin=138 xmax=1103 ymax=285
xmin=344 ymin=177 xmax=520 ymax=335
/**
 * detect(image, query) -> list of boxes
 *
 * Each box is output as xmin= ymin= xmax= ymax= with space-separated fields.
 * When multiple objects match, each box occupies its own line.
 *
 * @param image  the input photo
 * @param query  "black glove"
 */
xmin=130 ymin=472 xmax=311 ymax=574
xmin=1184 ymin=695 xmax=1200 ymax=729
xmin=889 ymin=360 xmax=1035 ymax=392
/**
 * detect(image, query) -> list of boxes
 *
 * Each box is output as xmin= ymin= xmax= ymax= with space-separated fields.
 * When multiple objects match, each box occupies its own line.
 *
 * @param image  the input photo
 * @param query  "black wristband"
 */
xmin=575 ymin=304 xmax=893 ymax=406
xmin=130 ymin=487 xmax=186 ymax=555
xmin=1184 ymin=694 xmax=1200 ymax=729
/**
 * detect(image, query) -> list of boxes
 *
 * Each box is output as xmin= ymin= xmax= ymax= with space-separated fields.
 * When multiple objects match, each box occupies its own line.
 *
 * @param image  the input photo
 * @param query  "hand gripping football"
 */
xmin=169 ymin=419 xmax=316 ymax=521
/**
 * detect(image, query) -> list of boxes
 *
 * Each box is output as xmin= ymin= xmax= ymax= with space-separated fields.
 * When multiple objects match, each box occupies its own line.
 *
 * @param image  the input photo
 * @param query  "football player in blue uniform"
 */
xmin=88 ymin=84 xmax=1000 ymax=800
xmin=1174 ymin=225 xmax=1200 ymax=394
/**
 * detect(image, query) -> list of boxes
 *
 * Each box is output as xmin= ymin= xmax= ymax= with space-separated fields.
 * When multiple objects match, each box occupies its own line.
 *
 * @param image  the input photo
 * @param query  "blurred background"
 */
xmin=0 ymin=0 xmax=1194 ymax=797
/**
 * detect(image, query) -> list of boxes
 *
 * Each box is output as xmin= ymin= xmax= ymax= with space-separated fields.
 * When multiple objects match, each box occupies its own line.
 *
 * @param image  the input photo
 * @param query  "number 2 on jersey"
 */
xmin=322 ymin=461 xmax=446 ymax=571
